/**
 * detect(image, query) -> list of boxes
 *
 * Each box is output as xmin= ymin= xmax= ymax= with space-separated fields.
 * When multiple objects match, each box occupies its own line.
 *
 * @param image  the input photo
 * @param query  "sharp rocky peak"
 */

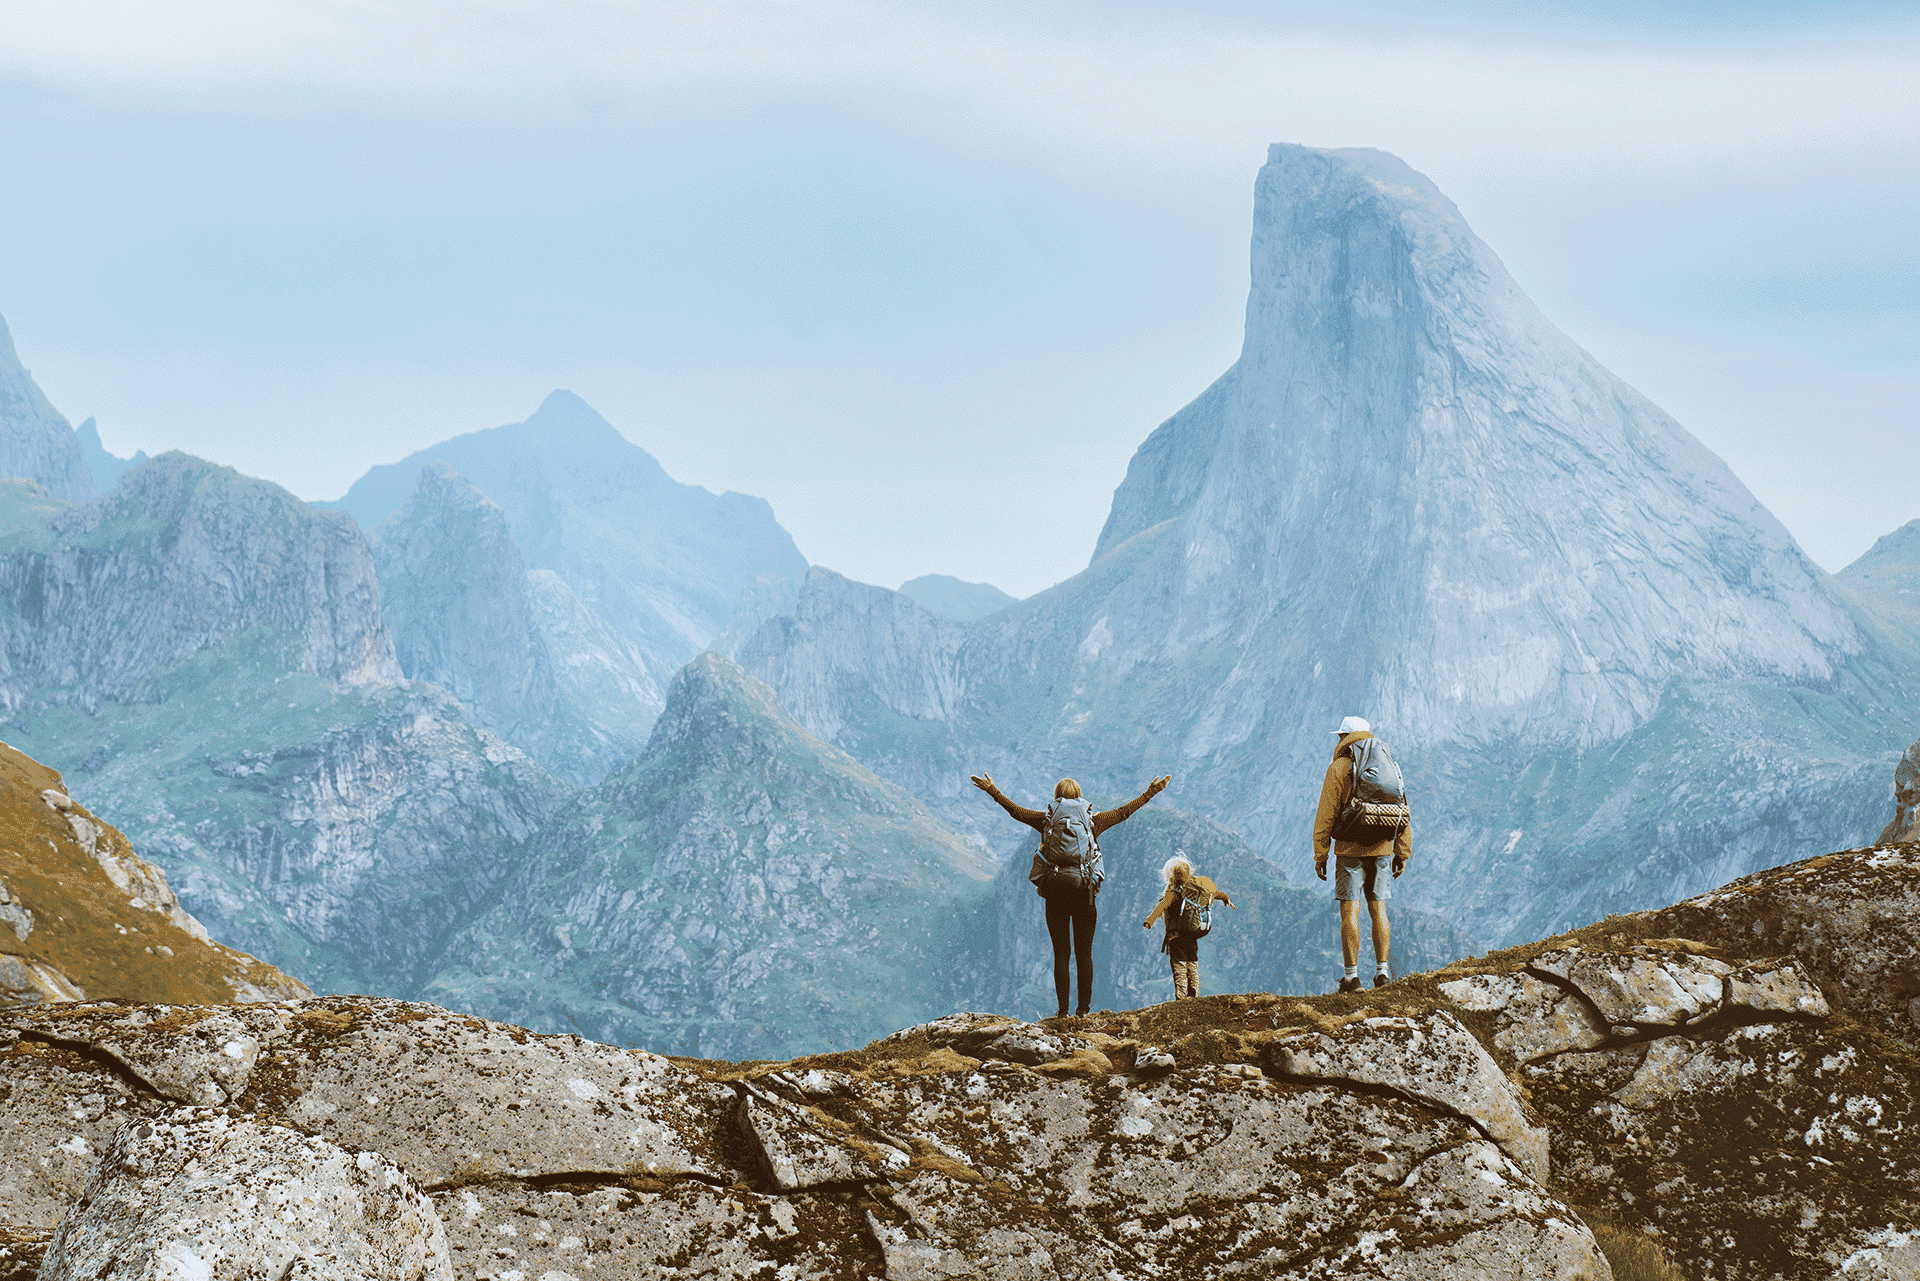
xmin=1090 ymin=142 xmax=1859 ymax=749
xmin=636 ymin=650 xmax=851 ymax=784
xmin=0 ymin=310 xmax=93 ymax=506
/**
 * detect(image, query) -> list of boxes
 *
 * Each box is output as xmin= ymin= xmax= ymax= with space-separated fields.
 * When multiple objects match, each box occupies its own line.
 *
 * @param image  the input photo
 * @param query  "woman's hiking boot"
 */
xmin=1337 ymin=976 xmax=1364 ymax=994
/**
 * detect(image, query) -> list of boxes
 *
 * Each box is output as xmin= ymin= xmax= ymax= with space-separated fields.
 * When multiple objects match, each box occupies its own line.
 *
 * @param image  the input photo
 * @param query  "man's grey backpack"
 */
xmin=1330 ymin=737 xmax=1412 ymax=842
xmin=1173 ymin=882 xmax=1212 ymax=938
xmin=1027 ymin=797 xmax=1104 ymax=898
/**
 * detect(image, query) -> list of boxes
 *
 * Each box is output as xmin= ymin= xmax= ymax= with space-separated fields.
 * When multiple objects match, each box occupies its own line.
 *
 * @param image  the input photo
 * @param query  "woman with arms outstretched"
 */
xmin=970 ymin=772 xmax=1171 ymax=1019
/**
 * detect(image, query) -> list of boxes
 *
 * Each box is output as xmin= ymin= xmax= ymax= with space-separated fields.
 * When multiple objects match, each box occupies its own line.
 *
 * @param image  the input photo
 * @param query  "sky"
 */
xmin=0 ymin=1 xmax=1915 ymax=599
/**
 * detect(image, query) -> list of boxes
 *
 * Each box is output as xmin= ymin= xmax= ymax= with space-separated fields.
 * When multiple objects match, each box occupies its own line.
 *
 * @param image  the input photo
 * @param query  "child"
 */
xmin=1142 ymin=856 xmax=1235 ymax=999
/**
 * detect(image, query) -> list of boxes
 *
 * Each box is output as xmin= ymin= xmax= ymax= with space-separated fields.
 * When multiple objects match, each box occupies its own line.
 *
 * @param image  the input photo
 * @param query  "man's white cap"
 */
xmin=1332 ymin=715 xmax=1371 ymax=736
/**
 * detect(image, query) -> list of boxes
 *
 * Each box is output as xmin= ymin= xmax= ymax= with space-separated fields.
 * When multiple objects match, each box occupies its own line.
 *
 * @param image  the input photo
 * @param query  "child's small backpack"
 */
xmin=1173 ymin=883 xmax=1212 ymax=938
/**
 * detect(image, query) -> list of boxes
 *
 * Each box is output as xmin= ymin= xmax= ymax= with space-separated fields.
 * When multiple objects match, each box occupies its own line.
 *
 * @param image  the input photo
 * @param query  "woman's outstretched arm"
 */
xmin=970 ymin=773 xmax=1045 ymax=832
xmin=1092 ymin=775 xmax=1171 ymax=835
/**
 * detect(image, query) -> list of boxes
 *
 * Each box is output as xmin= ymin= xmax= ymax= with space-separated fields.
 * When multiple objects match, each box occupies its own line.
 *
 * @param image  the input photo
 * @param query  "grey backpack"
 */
xmin=1028 ymin=797 xmax=1104 ymax=897
xmin=1331 ymin=737 xmax=1411 ymax=841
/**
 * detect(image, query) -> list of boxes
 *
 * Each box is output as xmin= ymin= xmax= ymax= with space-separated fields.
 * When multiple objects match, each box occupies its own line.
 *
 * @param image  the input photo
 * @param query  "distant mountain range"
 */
xmin=736 ymin=145 xmax=1920 ymax=947
xmin=1 ymin=142 xmax=1915 ymax=1057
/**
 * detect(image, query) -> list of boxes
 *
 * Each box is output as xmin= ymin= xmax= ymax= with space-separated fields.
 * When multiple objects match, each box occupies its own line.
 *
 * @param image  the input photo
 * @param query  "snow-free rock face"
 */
xmin=422 ymin=652 xmax=998 ymax=1059
xmin=73 ymin=419 xmax=146 ymax=497
xmin=1839 ymin=517 xmax=1920 ymax=606
xmin=741 ymin=146 xmax=1917 ymax=947
xmin=1095 ymin=145 xmax=1858 ymax=745
xmin=1881 ymin=738 xmax=1920 ymax=843
xmin=7 ymin=836 xmax=1920 ymax=1278
xmin=39 ymin=1107 xmax=452 ymax=1281
xmin=896 ymin=573 xmax=1017 ymax=623
xmin=370 ymin=461 xmax=660 ymax=784
xmin=333 ymin=390 xmax=809 ymax=721
xmin=0 ymin=452 xmax=400 ymax=714
xmin=1648 ymin=843 xmax=1920 ymax=1031
xmin=0 ymin=314 xmax=92 ymax=507
xmin=0 ymin=452 xmax=571 ymax=1000
xmin=1 ymin=995 xmax=1610 ymax=1281
xmin=0 ymin=741 xmax=308 ymax=1009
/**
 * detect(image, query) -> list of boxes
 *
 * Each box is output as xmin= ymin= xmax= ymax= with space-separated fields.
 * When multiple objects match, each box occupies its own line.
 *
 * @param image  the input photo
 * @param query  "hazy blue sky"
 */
xmin=1 ymin=1 xmax=1914 ymax=597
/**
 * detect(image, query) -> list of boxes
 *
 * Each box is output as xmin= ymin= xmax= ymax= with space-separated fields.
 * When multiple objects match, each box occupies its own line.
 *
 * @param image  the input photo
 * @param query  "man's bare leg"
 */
xmin=1368 ymin=899 xmax=1391 ymax=970
xmin=1339 ymin=900 xmax=1361 ymax=967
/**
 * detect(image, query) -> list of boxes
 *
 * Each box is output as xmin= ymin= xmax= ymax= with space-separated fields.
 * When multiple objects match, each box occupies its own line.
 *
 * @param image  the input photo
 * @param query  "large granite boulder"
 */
xmin=2 ymin=994 xmax=1607 ymax=1280
xmin=1648 ymin=845 xmax=1918 ymax=1031
xmin=39 ymin=1107 xmax=449 ymax=1280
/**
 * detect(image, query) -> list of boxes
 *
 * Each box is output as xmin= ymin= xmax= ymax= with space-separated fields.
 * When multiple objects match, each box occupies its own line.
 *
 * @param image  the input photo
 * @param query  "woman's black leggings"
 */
xmin=1044 ymin=893 xmax=1098 ymax=1014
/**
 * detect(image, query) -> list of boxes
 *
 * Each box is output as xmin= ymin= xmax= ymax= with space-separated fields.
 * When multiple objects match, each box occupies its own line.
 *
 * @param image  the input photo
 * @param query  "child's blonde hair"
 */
xmin=1161 ymin=855 xmax=1193 ymax=887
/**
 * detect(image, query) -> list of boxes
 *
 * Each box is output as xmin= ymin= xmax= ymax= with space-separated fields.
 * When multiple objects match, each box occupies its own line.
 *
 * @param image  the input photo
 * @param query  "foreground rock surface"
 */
xmin=2 ymin=995 xmax=1605 ymax=1280
xmin=5 ymin=843 xmax=1919 ymax=1278
xmin=41 ymin=1107 xmax=450 ymax=1281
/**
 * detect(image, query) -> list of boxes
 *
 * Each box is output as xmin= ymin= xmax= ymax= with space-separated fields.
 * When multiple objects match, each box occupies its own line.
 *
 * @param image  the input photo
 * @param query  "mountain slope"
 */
xmin=0 ymin=313 xmax=92 ymax=506
xmin=331 ymin=391 xmax=808 ymax=736
xmin=0 ymin=453 xmax=571 ymax=995
xmin=423 ymin=652 xmax=996 ymax=1060
xmin=0 ymin=452 xmax=398 ymax=716
xmin=370 ymin=462 xmax=658 ymax=784
xmin=741 ymin=145 xmax=1920 ymax=947
xmin=0 ymin=740 xmax=309 ymax=1006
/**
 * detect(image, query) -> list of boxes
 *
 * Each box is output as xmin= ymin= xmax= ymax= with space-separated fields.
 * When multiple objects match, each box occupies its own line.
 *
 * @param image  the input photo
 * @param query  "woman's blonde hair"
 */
xmin=1054 ymin=778 xmax=1081 ymax=799
xmin=1161 ymin=856 xmax=1193 ymax=887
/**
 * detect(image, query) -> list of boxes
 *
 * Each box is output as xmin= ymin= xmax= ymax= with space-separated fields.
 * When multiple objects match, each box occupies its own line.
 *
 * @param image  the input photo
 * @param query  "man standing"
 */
xmin=1313 ymin=715 xmax=1411 ymax=992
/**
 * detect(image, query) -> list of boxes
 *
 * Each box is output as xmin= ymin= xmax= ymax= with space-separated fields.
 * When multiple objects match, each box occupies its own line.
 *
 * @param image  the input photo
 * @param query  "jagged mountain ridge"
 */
xmin=897 ymin=574 xmax=1017 ymax=623
xmin=0 ymin=453 xmax=399 ymax=715
xmin=0 ymin=313 xmax=92 ymax=506
xmin=0 ymin=451 xmax=572 ymax=996
xmin=422 ymin=652 xmax=997 ymax=1059
xmin=331 ymin=391 xmax=809 ymax=742
xmin=74 ymin=418 xmax=147 ymax=494
xmin=740 ymin=145 xmax=1920 ymax=946
xmin=369 ymin=462 xmax=659 ymax=784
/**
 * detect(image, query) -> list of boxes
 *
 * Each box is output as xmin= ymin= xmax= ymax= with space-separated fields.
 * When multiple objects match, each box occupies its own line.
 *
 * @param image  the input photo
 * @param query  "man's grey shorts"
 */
xmin=1334 ymin=856 xmax=1391 ymax=902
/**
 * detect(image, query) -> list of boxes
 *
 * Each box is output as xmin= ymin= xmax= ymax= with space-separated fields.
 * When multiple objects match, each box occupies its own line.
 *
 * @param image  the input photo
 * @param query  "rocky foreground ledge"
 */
xmin=3 ymin=845 xmax=1918 ymax=1280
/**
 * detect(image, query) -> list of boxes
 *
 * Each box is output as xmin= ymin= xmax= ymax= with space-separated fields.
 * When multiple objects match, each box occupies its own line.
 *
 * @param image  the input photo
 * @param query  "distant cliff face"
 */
xmin=370 ymin=462 xmax=659 ymax=785
xmin=742 ymin=146 xmax=1919 ymax=947
xmin=1092 ymin=145 xmax=1857 ymax=748
xmin=1884 ymin=738 xmax=1920 ymax=844
xmin=0 ymin=313 xmax=92 ymax=506
xmin=423 ymin=652 xmax=996 ymax=1060
xmin=0 ymin=452 xmax=572 ymax=999
xmin=333 ymin=391 xmax=809 ymax=747
xmin=0 ymin=740 xmax=308 ymax=1008
xmin=0 ymin=452 xmax=399 ymax=716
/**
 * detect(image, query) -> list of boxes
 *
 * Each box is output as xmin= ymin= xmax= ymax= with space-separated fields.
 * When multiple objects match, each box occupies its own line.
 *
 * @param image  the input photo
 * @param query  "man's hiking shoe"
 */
xmin=1337 ymin=977 xmax=1363 ymax=994
xmin=1373 ymin=973 xmax=1391 ymax=988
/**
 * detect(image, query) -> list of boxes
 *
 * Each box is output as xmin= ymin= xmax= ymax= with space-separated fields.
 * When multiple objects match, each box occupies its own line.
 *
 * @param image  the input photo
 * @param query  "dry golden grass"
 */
xmin=1581 ymin=1207 xmax=1690 ymax=1281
